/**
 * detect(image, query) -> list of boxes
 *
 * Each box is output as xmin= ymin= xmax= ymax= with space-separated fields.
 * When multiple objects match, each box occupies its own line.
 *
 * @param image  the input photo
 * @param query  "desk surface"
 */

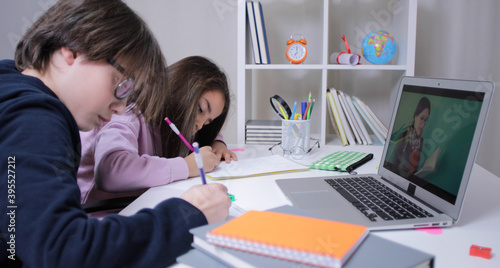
xmin=120 ymin=144 xmax=500 ymax=268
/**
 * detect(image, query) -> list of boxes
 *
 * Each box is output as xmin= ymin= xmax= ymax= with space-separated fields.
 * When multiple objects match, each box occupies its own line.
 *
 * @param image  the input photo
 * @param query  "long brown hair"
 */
xmin=15 ymin=0 xmax=167 ymax=115
xmin=159 ymin=56 xmax=230 ymax=158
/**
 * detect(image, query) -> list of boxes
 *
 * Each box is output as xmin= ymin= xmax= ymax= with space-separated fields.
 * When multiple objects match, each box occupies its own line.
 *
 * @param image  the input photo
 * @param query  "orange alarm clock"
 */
xmin=286 ymin=35 xmax=307 ymax=64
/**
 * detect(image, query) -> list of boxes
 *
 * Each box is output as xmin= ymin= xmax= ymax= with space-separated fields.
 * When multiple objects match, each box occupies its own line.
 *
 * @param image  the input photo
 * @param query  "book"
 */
xmin=363 ymin=102 xmax=388 ymax=138
xmin=252 ymin=1 xmax=270 ymax=64
xmin=245 ymin=119 xmax=281 ymax=129
xmin=344 ymin=93 xmax=373 ymax=145
xmin=205 ymin=210 xmax=369 ymax=268
xmin=352 ymin=97 xmax=385 ymax=144
xmin=246 ymin=120 xmax=282 ymax=144
xmin=206 ymin=154 xmax=308 ymax=180
xmin=244 ymin=140 xmax=280 ymax=145
xmin=181 ymin=205 xmax=434 ymax=268
xmin=327 ymin=89 xmax=348 ymax=146
xmin=331 ymin=88 xmax=356 ymax=145
xmin=245 ymin=136 xmax=281 ymax=142
xmin=245 ymin=130 xmax=281 ymax=136
xmin=353 ymin=96 xmax=387 ymax=139
xmin=338 ymin=91 xmax=362 ymax=145
xmin=415 ymin=147 xmax=442 ymax=177
xmin=326 ymin=92 xmax=341 ymax=141
xmin=246 ymin=2 xmax=261 ymax=64
xmin=245 ymin=133 xmax=281 ymax=138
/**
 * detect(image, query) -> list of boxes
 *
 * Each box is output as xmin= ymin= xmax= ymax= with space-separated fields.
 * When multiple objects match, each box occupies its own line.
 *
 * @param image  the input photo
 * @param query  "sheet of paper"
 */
xmin=207 ymin=155 xmax=309 ymax=180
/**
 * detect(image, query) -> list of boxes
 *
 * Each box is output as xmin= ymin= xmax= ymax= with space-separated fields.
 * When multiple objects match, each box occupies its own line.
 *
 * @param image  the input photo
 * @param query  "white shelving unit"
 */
xmin=237 ymin=0 xmax=417 ymax=145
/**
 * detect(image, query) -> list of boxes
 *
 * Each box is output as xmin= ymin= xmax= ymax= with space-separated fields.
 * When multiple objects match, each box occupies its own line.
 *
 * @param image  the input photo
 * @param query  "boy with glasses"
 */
xmin=0 ymin=0 xmax=230 ymax=267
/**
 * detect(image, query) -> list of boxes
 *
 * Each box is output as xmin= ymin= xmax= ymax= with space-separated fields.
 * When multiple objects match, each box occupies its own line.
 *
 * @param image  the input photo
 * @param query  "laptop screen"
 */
xmin=383 ymin=84 xmax=485 ymax=205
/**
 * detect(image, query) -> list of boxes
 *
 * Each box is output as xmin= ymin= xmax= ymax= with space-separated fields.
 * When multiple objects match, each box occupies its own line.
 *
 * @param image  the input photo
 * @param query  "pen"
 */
xmin=301 ymin=102 xmax=307 ymax=119
xmin=192 ymin=142 xmax=206 ymax=184
xmin=165 ymin=117 xmax=194 ymax=152
xmin=346 ymin=153 xmax=374 ymax=173
xmin=304 ymin=99 xmax=312 ymax=120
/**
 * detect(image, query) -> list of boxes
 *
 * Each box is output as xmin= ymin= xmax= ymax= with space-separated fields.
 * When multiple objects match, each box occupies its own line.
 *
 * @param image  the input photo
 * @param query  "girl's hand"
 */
xmin=211 ymin=140 xmax=238 ymax=163
xmin=184 ymin=146 xmax=219 ymax=177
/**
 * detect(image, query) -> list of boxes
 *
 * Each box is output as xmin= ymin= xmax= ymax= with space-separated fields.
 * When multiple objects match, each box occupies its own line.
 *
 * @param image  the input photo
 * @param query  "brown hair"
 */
xmin=15 ymin=0 xmax=167 ymax=119
xmin=159 ymin=56 xmax=230 ymax=158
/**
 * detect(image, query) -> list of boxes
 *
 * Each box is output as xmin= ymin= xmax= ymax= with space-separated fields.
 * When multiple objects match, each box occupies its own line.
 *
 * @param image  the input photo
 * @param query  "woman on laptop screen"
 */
xmin=390 ymin=97 xmax=431 ymax=177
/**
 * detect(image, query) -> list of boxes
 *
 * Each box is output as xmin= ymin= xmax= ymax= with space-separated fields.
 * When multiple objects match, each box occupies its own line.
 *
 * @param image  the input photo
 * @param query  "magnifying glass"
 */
xmin=270 ymin=95 xmax=291 ymax=120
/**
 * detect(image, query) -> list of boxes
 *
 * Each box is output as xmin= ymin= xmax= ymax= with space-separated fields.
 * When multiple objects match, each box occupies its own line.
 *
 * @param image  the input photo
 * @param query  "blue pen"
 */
xmin=192 ymin=142 xmax=206 ymax=184
xmin=301 ymin=101 xmax=307 ymax=119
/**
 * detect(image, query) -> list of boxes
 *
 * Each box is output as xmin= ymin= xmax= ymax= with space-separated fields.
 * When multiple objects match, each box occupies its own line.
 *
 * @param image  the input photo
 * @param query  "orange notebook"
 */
xmin=206 ymin=210 xmax=368 ymax=268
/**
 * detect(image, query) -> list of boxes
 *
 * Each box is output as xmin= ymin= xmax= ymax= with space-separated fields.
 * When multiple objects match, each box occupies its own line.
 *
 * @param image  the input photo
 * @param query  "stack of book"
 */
xmin=327 ymin=88 xmax=388 ymax=146
xmin=246 ymin=1 xmax=270 ymax=64
xmin=245 ymin=120 xmax=281 ymax=144
xmin=177 ymin=206 xmax=435 ymax=268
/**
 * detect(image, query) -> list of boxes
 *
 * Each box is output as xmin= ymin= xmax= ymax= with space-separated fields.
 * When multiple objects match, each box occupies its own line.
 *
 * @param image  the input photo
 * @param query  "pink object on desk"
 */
xmin=414 ymin=227 xmax=443 ymax=235
xmin=230 ymin=148 xmax=244 ymax=152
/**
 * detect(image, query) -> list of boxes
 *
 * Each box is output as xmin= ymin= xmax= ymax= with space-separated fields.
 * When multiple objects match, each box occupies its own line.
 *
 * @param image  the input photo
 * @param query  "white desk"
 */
xmin=120 ymin=145 xmax=500 ymax=268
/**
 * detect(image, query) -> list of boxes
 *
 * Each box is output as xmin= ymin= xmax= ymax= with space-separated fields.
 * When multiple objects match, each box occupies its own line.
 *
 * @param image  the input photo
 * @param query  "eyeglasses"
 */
xmin=269 ymin=139 xmax=320 ymax=160
xmin=107 ymin=59 xmax=134 ymax=100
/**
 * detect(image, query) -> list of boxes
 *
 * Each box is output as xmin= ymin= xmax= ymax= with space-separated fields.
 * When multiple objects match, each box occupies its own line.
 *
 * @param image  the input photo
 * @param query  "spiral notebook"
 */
xmin=205 ymin=210 xmax=368 ymax=267
xmin=183 ymin=205 xmax=434 ymax=268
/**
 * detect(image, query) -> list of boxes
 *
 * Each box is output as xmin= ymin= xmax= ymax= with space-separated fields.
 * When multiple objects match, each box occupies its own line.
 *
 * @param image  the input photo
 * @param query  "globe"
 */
xmin=361 ymin=30 xmax=396 ymax=64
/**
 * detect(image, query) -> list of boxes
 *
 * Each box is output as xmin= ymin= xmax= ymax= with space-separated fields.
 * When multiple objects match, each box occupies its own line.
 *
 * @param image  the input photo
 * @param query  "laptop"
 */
xmin=276 ymin=76 xmax=495 ymax=230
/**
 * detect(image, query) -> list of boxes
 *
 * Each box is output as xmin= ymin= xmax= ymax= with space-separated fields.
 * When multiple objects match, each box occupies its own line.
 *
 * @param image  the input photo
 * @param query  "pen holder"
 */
xmin=281 ymin=120 xmax=310 ymax=155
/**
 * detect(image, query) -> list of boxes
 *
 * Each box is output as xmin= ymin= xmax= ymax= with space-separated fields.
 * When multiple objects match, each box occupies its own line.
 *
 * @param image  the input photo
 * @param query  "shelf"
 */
xmin=245 ymin=64 xmax=324 ymax=70
xmin=237 ymin=0 xmax=417 ymax=145
xmin=245 ymin=64 xmax=409 ymax=71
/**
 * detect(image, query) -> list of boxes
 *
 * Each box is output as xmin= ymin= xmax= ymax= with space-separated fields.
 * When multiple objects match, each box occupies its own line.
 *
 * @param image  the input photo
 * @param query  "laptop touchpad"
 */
xmin=290 ymin=190 xmax=339 ymax=209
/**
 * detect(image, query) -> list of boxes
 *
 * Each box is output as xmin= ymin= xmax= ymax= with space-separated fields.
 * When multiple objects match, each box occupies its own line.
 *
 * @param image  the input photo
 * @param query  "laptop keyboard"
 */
xmin=325 ymin=177 xmax=434 ymax=222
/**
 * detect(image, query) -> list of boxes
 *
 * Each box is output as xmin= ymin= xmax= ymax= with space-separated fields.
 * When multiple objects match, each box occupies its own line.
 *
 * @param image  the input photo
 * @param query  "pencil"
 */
xmin=291 ymin=99 xmax=297 ymax=120
xmin=307 ymin=99 xmax=315 ymax=120
xmin=165 ymin=117 xmax=194 ymax=152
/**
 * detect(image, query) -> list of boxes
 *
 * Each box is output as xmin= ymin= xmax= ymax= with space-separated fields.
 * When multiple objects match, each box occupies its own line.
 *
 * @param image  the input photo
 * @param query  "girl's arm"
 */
xmin=93 ymin=115 xmax=189 ymax=192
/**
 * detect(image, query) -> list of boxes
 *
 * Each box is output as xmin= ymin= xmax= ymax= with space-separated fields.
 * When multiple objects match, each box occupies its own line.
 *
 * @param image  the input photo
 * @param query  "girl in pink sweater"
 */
xmin=78 ymin=56 xmax=237 ymax=214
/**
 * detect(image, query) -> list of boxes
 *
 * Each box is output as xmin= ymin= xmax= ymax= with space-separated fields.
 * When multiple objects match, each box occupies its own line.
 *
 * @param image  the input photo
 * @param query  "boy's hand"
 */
xmin=180 ymin=183 xmax=231 ymax=224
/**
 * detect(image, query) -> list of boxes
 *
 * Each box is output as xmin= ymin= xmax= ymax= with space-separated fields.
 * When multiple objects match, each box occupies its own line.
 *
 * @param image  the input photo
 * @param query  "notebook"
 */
xmin=276 ymin=76 xmax=494 ymax=230
xmin=206 ymin=154 xmax=308 ymax=180
xmin=205 ymin=210 xmax=368 ymax=267
xmin=181 ymin=205 xmax=434 ymax=268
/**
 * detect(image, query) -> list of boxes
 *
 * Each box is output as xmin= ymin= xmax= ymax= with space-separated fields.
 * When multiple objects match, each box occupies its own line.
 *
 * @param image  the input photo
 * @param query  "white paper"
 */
xmin=330 ymin=52 xmax=360 ymax=65
xmin=206 ymin=155 xmax=308 ymax=180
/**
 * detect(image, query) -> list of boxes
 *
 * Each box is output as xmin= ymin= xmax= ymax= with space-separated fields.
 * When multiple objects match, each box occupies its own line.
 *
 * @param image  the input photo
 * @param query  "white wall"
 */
xmin=1 ymin=0 xmax=498 ymax=178
xmin=124 ymin=0 xmax=239 ymax=147
xmin=414 ymin=0 xmax=500 ymax=177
